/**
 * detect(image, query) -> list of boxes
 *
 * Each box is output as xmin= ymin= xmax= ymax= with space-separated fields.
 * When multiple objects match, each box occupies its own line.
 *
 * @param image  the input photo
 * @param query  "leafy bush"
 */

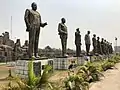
xmin=64 ymin=55 xmax=120 ymax=90
xmin=1 ymin=58 xmax=52 ymax=90
xmin=83 ymin=62 xmax=104 ymax=82
xmin=27 ymin=59 xmax=40 ymax=89
xmin=101 ymin=60 xmax=115 ymax=71
xmin=64 ymin=72 xmax=89 ymax=90
xmin=112 ymin=55 xmax=120 ymax=63
xmin=1 ymin=55 xmax=120 ymax=90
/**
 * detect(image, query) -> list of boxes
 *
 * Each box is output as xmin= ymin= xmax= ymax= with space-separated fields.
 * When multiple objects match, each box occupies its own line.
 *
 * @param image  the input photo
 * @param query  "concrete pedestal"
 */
xmin=77 ymin=57 xmax=86 ymax=65
xmin=15 ymin=59 xmax=53 ymax=78
xmin=53 ymin=57 xmax=77 ymax=70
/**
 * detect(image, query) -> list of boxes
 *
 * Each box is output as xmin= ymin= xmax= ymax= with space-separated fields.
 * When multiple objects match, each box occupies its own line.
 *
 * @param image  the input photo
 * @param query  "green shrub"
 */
xmin=64 ymin=73 xmax=89 ymax=90
xmin=101 ymin=61 xmax=115 ymax=71
xmin=1 ymin=58 xmax=52 ymax=90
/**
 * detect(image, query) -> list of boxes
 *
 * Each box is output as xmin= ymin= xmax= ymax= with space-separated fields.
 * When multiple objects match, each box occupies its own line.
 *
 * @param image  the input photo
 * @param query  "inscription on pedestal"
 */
xmin=33 ymin=62 xmax=41 ymax=76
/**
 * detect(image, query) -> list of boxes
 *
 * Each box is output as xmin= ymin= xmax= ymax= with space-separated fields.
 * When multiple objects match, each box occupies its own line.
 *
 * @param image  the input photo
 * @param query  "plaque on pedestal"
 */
xmin=15 ymin=59 xmax=53 ymax=78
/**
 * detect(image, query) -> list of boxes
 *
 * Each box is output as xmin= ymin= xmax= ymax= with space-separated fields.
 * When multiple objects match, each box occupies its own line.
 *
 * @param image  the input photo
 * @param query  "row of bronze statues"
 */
xmin=75 ymin=30 xmax=113 ymax=57
xmin=92 ymin=34 xmax=113 ymax=55
xmin=23 ymin=2 xmax=113 ymax=59
xmin=58 ymin=19 xmax=113 ymax=57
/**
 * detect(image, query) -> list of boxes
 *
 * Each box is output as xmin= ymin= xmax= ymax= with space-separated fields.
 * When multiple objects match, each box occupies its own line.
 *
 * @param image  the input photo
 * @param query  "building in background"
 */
xmin=0 ymin=32 xmax=14 ymax=62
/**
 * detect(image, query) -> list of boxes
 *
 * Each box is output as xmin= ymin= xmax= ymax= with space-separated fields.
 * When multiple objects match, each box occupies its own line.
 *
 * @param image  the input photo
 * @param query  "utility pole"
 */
xmin=10 ymin=16 xmax=12 ymax=39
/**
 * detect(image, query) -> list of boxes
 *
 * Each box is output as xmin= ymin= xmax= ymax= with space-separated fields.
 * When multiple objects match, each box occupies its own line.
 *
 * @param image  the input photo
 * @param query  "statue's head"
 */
xmin=107 ymin=42 xmax=109 ymax=44
xmin=93 ymin=34 xmax=96 ymax=37
xmin=97 ymin=37 xmax=100 ymax=40
xmin=2 ymin=32 xmax=9 ymax=39
xmin=16 ymin=39 xmax=20 ymax=43
xmin=101 ymin=38 xmax=104 ymax=41
xmin=87 ymin=31 xmax=90 ymax=34
xmin=61 ymin=18 xmax=66 ymax=24
xmin=76 ymin=28 xmax=80 ymax=33
xmin=25 ymin=40 xmax=28 ymax=46
xmin=31 ymin=2 xmax=37 ymax=11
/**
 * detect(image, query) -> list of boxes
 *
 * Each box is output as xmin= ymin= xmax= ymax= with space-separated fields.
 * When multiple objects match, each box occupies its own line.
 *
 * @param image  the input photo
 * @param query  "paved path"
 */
xmin=90 ymin=63 xmax=120 ymax=90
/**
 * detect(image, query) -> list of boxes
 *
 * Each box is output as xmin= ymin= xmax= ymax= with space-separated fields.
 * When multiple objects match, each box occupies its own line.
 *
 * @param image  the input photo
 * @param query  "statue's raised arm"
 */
xmin=40 ymin=17 xmax=47 ymax=28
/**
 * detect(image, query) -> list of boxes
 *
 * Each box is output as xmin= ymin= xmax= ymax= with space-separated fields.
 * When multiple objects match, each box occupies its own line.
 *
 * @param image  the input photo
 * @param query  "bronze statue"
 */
xmin=108 ymin=42 xmax=111 ymax=54
xmin=110 ymin=43 xmax=113 ymax=54
xmin=105 ymin=41 xmax=109 ymax=55
xmin=103 ymin=40 xmax=107 ymax=55
xmin=96 ymin=37 xmax=102 ymax=55
xmin=2 ymin=32 xmax=9 ymax=45
xmin=24 ymin=2 xmax=47 ymax=58
xmin=109 ymin=42 xmax=113 ymax=54
xmin=13 ymin=39 xmax=22 ymax=60
xmin=101 ymin=38 xmax=105 ymax=55
xmin=22 ymin=40 xmax=29 ymax=49
xmin=75 ymin=28 xmax=81 ymax=57
xmin=107 ymin=41 xmax=110 ymax=55
xmin=92 ymin=34 xmax=97 ymax=54
xmin=58 ymin=18 xmax=68 ymax=57
xmin=84 ymin=31 xmax=91 ymax=55
xmin=21 ymin=40 xmax=29 ymax=59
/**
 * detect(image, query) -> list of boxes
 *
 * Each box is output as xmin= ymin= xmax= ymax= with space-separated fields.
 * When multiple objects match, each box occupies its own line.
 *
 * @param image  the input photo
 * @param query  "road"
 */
xmin=90 ymin=63 xmax=120 ymax=90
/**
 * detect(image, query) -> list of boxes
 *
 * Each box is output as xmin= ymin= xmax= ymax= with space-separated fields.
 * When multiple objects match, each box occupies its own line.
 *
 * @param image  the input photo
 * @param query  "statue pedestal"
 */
xmin=53 ymin=57 xmax=77 ymax=70
xmin=15 ymin=59 xmax=53 ymax=78
xmin=77 ymin=56 xmax=85 ymax=65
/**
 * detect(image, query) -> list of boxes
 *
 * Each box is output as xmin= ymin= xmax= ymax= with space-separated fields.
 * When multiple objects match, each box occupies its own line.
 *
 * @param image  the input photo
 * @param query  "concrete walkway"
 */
xmin=90 ymin=63 xmax=120 ymax=90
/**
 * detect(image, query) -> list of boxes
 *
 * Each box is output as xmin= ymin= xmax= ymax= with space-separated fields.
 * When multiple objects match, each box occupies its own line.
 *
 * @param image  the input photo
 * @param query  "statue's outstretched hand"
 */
xmin=44 ymin=22 xmax=47 ymax=27
xmin=41 ymin=22 xmax=47 ymax=27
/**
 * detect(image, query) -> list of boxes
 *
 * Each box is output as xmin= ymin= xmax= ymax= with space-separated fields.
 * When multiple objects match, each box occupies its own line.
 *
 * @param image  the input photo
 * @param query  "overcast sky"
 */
xmin=0 ymin=0 xmax=120 ymax=50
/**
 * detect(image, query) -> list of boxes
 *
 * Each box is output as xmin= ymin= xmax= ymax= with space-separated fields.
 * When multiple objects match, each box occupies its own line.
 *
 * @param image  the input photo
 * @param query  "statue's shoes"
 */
xmin=35 ymin=53 xmax=40 ymax=58
xmin=35 ymin=55 xmax=40 ymax=59
xmin=64 ymin=54 xmax=68 ymax=57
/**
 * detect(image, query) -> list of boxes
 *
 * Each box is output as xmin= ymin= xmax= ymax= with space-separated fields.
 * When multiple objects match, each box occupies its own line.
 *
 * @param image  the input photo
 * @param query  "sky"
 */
xmin=0 ymin=0 xmax=120 ymax=50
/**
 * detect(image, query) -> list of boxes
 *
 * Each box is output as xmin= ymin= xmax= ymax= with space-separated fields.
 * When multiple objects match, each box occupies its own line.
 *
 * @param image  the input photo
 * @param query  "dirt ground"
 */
xmin=0 ymin=65 xmax=15 ymax=85
xmin=49 ymin=70 xmax=68 ymax=82
xmin=90 ymin=63 xmax=120 ymax=90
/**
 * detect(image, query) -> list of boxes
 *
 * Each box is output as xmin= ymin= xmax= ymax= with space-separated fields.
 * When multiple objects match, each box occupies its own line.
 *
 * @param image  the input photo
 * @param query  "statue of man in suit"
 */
xmin=84 ymin=31 xmax=91 ymax=55
xmin=92 ymin=34 xmax=97 ymax=54
xmin=75 ymin=28 xmax=81 ymax=57
xmin=24 ymin=2 xmax=47 ymax=58
xmin=58 ymin=18 xmax=68 ymax=57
